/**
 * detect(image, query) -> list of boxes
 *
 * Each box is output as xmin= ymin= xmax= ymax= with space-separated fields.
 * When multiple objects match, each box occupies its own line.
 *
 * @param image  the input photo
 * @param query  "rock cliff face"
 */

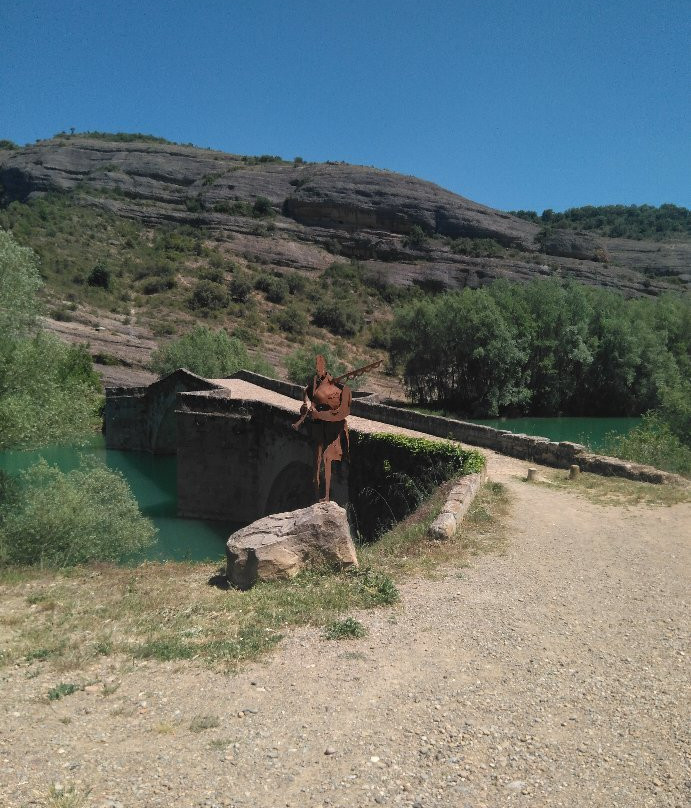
xmin=0 ymin=136 xmax=687 ymax=296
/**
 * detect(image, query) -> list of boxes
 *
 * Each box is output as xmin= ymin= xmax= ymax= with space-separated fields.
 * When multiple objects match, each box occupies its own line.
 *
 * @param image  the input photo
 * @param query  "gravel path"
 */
xmin=2 ymin=451 xmax=688 ymax=808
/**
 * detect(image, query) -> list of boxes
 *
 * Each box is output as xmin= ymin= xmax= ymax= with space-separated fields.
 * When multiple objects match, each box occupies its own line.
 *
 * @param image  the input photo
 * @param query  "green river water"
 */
xmin=0 ymin=418 xmax=639 ymax=562
xmin=468 ymin=416 xmax=641 ymax=452
xmin=0 ymin=437 xmax=238 ymax=563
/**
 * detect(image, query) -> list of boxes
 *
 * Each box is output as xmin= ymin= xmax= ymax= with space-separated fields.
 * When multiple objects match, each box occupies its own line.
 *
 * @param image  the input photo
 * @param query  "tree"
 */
xmin=0 ymin=229 xmax=42 ymax=340
xmin=390 ymin=290 xmax=529 ymax=416
xmin=150 ymin=326 xmax=273 ymax=378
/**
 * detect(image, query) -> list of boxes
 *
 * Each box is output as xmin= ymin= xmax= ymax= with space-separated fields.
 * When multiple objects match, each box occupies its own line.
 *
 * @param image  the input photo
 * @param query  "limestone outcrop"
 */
xmin=0 ymin=136 xmax=686 ymax=295
xmin=226 ymin=501 xmax=358 ymax=589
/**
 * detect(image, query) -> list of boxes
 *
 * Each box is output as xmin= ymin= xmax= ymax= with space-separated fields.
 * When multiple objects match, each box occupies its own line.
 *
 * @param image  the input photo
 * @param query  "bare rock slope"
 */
xmin=2 ymin=136 xmax=687 ymax=296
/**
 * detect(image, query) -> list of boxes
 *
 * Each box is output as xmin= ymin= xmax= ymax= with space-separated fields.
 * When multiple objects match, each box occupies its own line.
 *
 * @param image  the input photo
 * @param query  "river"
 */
xmin=467 ymin=416 xmax=640 ymax=452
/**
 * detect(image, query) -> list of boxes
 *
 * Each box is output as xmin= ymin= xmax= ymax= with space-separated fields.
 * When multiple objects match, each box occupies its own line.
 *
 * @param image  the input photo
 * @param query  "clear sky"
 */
xmin=2 ymin=0 xmax=689 ymax=212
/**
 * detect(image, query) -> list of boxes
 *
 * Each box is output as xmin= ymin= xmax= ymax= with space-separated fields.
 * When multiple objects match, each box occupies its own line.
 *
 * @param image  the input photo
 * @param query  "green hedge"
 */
xmin=349 ymin=432 xmax=484 ymax=539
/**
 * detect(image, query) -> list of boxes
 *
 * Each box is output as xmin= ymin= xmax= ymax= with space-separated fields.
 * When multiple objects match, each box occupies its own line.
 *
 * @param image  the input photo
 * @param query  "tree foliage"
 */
xmin=0 ymin=459 xmax=156 ymax=566
xmin=0 ymin=228 xmax=43 ymax=340
xmin=390 ymin=279 xmax=690 ymax=419
xmin=510 ymin=204 xmax=690 ymax=240
xmin=150 ymin=326 xmax=274 ymax=378
xmin=285 ymin=342 xmax=346 ymax=386
xmin=0 ymin=230 xmax=102 ymax=449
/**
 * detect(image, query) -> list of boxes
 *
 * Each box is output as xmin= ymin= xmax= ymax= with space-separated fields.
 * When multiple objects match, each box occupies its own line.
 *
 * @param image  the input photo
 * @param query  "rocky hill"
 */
xmin=1 ymin=135 xmax=688 ymax=389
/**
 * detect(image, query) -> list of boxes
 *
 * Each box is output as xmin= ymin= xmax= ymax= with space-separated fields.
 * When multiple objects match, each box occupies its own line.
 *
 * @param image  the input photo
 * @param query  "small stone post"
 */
xmin=569 ymin=464 xmax=580 ymax=480
xmin=526 ymin=467 xmax=537 ymax=482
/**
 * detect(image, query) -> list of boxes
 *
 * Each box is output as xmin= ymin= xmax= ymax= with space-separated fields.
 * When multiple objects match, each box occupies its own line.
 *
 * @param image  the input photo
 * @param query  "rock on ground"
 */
xmin=226 ymin=501 xmax=358 ymax=588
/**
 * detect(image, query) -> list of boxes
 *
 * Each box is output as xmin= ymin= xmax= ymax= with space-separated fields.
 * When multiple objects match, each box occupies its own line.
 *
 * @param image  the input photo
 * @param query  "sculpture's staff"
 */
xmin=292 ymin=356 xmax=382 ymax=502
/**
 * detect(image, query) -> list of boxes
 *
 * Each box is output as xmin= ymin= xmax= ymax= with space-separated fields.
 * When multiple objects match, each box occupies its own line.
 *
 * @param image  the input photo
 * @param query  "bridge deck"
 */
xmin=210 ymin=379 xmax=453 ymax=442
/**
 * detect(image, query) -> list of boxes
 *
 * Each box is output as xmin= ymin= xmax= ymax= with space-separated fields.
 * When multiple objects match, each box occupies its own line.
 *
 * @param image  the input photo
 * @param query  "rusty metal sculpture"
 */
xmin=292 ymin=355 xmax=381 ymax=502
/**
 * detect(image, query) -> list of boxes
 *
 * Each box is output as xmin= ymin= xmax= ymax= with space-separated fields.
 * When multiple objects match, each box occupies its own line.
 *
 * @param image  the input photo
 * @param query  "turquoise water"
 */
xmin=467 ymin=416 xmax=641 ymax=452
xmin=0 ymin=437 xmax=237 ymax=562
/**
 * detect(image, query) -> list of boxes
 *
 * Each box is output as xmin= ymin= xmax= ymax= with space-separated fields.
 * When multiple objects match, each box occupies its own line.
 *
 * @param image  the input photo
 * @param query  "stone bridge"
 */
xmin=104 ymin=369 xmax=673 ymax=526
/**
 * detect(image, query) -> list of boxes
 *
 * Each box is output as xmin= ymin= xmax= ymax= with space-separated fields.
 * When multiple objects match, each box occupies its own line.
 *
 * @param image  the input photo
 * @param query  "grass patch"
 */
xmin=43 ymin=784 xmax=91 ymax=808
xmin=189 ymin=714 xmax=221 ymax=732
xmin=360 ymin=480 xmax=509 ymax=576
xmin=324 ymin=617 xmax=367 ymax=640
xmin=528 ymin=470 xmax=690 ymax=507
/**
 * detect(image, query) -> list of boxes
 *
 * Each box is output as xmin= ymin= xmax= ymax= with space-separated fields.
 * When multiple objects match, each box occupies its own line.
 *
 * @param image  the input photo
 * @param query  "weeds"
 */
xmin=43 ymin=784 xmax=91 ymax=808
xmin=47 ymin=683 xmax=79 ymax=701
xmin=325 ymin=617 xmax=367 ymax=640
xmin=189 ymin=714 xmax=221 ymax=732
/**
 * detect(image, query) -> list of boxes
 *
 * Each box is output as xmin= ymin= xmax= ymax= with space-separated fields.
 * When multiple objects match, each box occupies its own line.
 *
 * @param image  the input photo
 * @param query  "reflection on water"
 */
xmin=467 ymin=416 xmax=641 ymax=452
xmin=0 ymin=437 xmax=239 ymax=563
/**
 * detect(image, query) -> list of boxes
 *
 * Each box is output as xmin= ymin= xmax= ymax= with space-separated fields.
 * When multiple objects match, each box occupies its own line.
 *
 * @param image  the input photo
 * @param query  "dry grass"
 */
xmin=0 ymin=480 xmax=510 ymax=676
xmin=525 ymin=469 xmax=691 ymax=508
xmin=361 ymin=480 xmax=510 ymax=577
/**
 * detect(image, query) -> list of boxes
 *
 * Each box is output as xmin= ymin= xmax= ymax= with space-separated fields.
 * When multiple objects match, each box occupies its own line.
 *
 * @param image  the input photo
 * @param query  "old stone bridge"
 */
xmin=104 ymin=369 xmax=668 ymax=526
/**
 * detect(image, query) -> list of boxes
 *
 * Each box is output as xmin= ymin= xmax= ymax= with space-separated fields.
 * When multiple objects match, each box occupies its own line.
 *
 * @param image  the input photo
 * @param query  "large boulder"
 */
xmin=226 ymin=502 xmax=358 ymax=589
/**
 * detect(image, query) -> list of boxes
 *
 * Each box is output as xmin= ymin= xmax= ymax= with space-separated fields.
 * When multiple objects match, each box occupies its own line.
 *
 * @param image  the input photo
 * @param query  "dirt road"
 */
xmin=1 ymin=455 xmax=689 ymax=808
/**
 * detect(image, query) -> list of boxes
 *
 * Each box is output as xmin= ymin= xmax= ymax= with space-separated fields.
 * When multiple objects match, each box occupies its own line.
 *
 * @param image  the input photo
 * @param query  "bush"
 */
xmin=0 ymin=333 xmax=102 ymax=449
xmin=313 ymin=296 xmax=363 ymax=336
xmin=87 ymin=263 xmax=112 ymax=289
xmin=252 ymin=196 xmax=274 ymax=217
xmin=285 ymin=343 xmax=345 ymax=385
xmin=349 ymin=432 xmax=485 ymax=538
xmin=404 ymin=225 xmax=428 ymax=249
xmin=188 ymin=280 xmax=229 ymax=311
xmin=256 ymin=275 xmax=289 ymax=303
xmin=605 ymin=413 xmax=691 ymax=477
xmin=275 ymin=302 xmax=308 ymax=335
xmin=0 ymin=228 xmax=42 ymax=339
xmin=0 ymin=459 xmax=156 ymax=566
xmin=366 ymin=321 xmax=391 ymax=349
xmin=151 ymin=326 xmax=273 ymax=378
xmin=229 ymin=273 xmax=252 ymax=302
xmin=142 ymin=276 xmax=176 ymax=295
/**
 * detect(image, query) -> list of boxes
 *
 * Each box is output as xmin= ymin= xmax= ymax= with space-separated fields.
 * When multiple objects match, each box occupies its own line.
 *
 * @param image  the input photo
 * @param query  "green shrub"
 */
xmin=404 ymin=225 xmax=428 ymax=249
xmin=258 ymin=276 xmax=289 ymax=303
xmin=142 ymin=276 xmax=176 ymax=295
xmin=0 ymin=459 xmax=156 ymax=566
xmin=188 ymin=280 xmax=229 ymax=311
xmin=313 ymin=296 xmax=363 ymax=336
xmin=275 ymin=302 xmax=308 ymax=335
xmin=0 ymin=229 xmax=42 ymax=339
xmin=0 ymin=334 xmax=102 ymax=449
xmin=151 ymin=326 xmax=273 ymax=378
xmin=252 ymin=196 xmax=273 ymax=217
xmin=200 ymin=266 xmax=226 ymax=284
xmin=448 ymin=237 xmax=504 ymax=257
xmin=366 ymin=321 xmax=391 ymax=349
xmin=605 ymin=413 xmax=691 ymax=477
xmin=349 ymin=433 xmax=485 ymax=539
xmin=286 ymin=272 xmax=307 ymax=295
xmin=324 ymin=617 xmax=367 ymax=640
xmin=229 ymin=273 xmax=253 ymax=302
xmin=285 ymin=342 xmax=345 ymax=385
xmin=87 ymin=263 xmax=112 ymax=289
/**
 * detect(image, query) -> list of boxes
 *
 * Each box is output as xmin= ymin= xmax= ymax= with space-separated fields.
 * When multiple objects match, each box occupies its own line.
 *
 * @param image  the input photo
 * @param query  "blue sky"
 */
xmin=2 ymin=0 xmax=689 ymax=212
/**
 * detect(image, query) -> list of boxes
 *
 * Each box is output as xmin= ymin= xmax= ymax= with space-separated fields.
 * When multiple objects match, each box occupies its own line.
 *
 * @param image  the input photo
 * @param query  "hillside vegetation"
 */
xmin=510 ymin=204 xmax=689 ymax=240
